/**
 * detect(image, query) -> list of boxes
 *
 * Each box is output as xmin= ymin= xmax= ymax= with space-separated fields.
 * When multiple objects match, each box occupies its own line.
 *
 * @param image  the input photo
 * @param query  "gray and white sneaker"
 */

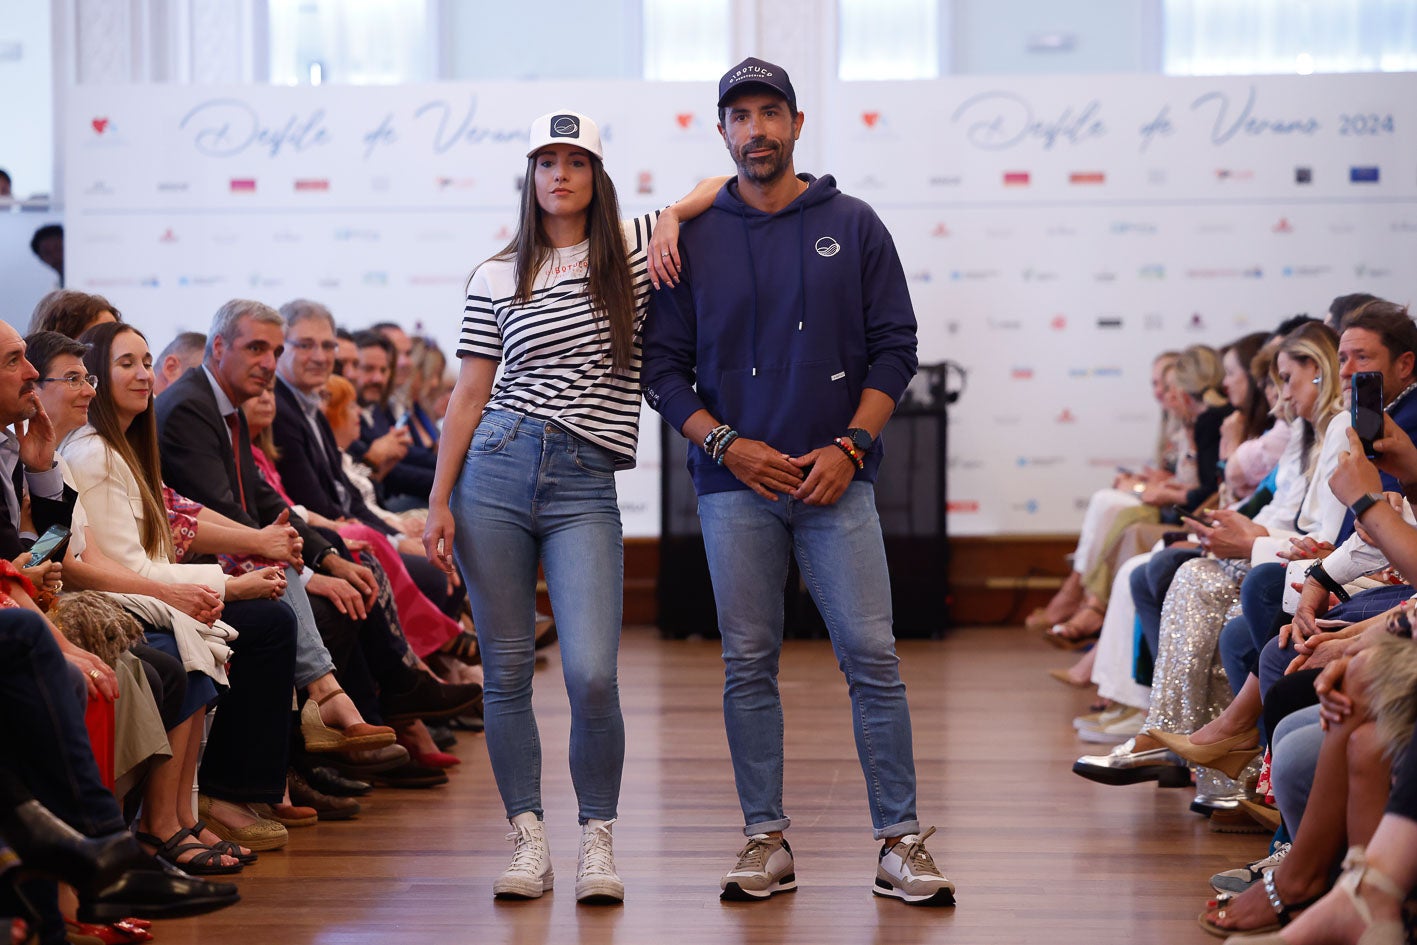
xmin=1210 ymin=842 xmax=1291 ymax=895
xmin=875 ymin=826 xmax=956 ymax=906
xmin=1077 ymin=705 xmax=1145 ymax=744
xmin=493 ymin=818 xmax=553 ymax=899
xmin=575 ymin=819 xmax=624 ymax=904
xmin=720 ymin=834 xmax=797 ymax=901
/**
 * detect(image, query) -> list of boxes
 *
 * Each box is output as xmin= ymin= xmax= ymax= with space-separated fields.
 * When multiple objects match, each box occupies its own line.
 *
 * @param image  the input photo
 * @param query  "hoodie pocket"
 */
xmin=713 ymin=359 xmax=854 ymax=453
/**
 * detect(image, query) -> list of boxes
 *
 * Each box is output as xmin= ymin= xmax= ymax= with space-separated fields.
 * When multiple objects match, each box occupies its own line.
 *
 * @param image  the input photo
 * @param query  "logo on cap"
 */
xmin=551 ymin=115 xmax=579 ymax=139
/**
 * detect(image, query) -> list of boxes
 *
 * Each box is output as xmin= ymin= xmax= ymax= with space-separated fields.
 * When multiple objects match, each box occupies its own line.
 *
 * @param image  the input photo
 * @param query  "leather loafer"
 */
xmin=303 ymin=766 xmax=373 ymax=798
xmin=380 ymin=674 xmax=482 ymax=723
xmin=370 ymin=761 xmax=450 ymax=789
xmin=328 ymin=743 xmax=410 ymax=777
xmin=1072 ymin=738 xmax=1192 ymax=787
xmin=81 ymin=859 xmax=240 ymax=924
xmin=287 ymin=770 xmax=362 ymax=821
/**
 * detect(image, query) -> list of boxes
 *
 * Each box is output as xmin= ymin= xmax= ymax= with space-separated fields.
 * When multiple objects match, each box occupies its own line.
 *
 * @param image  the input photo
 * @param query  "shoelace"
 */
xmin=1250 ymin=842 xmax=1291 ymax=872
xmin=733 ymin=834 xmax=776 ymax=873
xmin=505 ymin=824 xmax=546 ymax=873
xmin=895 ymin=826 xmax=941 ymax=876
xmin=580 ymin=819 xmax=617 ymax=876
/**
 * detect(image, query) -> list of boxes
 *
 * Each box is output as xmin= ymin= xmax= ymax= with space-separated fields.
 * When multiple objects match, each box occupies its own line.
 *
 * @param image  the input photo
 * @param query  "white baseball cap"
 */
xmin=526 ymin=111 xmax=603 ymax=160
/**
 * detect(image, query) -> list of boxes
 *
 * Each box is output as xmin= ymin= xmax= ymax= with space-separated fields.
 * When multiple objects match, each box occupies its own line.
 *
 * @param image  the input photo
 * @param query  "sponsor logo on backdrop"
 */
xmin=1350 ymin=166 xmax=1380 ymax=183
xmin=950 ymin=268 xmax=1000 ymax=281
xmin=316 ymin=277 xmax=340 ymax=289
xmin=1233 ymin=314 xmax=1252 ymax=327
xmin=81 ymin=233 xmax=121 ymax=245
xmin=83 ymin=181 xmax=115 ymax=196
xmin=1016 ymin=457 xmax=1066 ymax=470
xmin=861 ymin=111 xmax=882 ymax=129
xmin=990 ymin=318 xmax=1023 ymax=331
xmin=1022 ymin=267 xmax=1059 ymax=282
xmin=1050 ymin=314 xmax=1067 ymax=330
xmin=141 ymin=277 xmax=158 ymax=287
xmin=929 ymin=175 xmax=962 ymax=187
xmin=930 ymin=223 xmax=951 ymax=237
xmin=272 ymin=229 xmax=301 ymax=243
xmin=91 ymin=117 xmax=110 ymax=135
xmin=1011 ymin=499 xmax=1040 ymax=515
xmin=84 ymin=277 xmax=137 ymax=287
xmin=362 ymin=271 xmax=388 ymax=286
xmin=334 ymin=227 xmax=379 ymax=241
xmin=229 ymin=178 xmax=256 ymax=193
xmin=946 ymin=500 xmax=979 ymax=513
xmin=1111 ymin=221 xmax=1157 ymax=235
xmin=947 ymin=457 xmax=984 ymax=471
xmin=637 ymin=171 xmax=654 ymax=195
xmin=815 ymin=237 xmax=840 ymax=257
xmin=1330 ymin=223 xmax=1356 ymax=235
xmin=156 ymin=181 xmax=189 ymax=193
xmin=906 ymin=269 xmax=932 ymax=282
xmin=437 ymin=177 xmax=475 ymax=190
xmin=1273 ymin=217 xmax=1294 ymax=233
xmin=1003 ymin=171 xmax=1030 ymax=186
xmin=1197 ymin=223 xmax=1235 ymax=235
xmin=1188 ymin=312 xmax=1208 ymax=331
xmin=1354 ymin=263 xmax=1392 ymax=278
xmin=1282 ymin=264 xmax=1332 ymax=278
xmin=853 ymin=174 xmax=885 ymax=189
xmin=985 ymin=227 xmax=1015 ymax=239
xmin=1096 ymin=316 xmax=1123 ymax=329
xmin=1144 ymin=313 xmax=1165 ymax=330
xmin=1009 ymin=367 xmax=1033 ymax=379
xmin=1214 ymin=168 xmax=1254 ymax=181
xmin=295 ymin=178 xmax=329 ymax=192
xmin=1069 ymin=366 xmax=1123 ymax=378
xmin=158 ymin=229 xmax=177 ymax=243
xmin=992 ymin=415 xmax=1023 ymax=425
xmin=1114 ymin=412 xmax=1150 ymax=423
xmin=211 ymin=232 xmax=239 ymax=245
xmin=1185 ymin=266 xmax=1263 ymax=279
xmin=1138 ymin=264 xmax=1165 ymax=279
xmin=1391 ymin=221 xmax=1417 ymax=233
xmin=177 ymin=275 xmax=224 ymax=287
xmin=247 ymin=273 xmax=282 ymax=288
xmin=674 ymin=113 xmax=695 ymax=131
xmin=1069 ymin=171 xmax=1105 ymax=185
xmin=1092 ymin=271 xmax=1117 ymax=283
xmin=1046 ymin=225 xmax=1078 ymax=237
xmin=1295 ymin=166 xmax=1313 ymax=184
xmin=1056 ymin=408 xmax=1076 ymax=423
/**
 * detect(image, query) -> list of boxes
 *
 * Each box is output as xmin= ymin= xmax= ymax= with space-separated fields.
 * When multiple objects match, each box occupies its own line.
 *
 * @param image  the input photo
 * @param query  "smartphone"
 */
xmin=1167 ymin=504 xmax=1196 ymax=522
xmin=28 ymin=524 xmax=71 ymax=565
xmin=1351 ymin=371 xmax=1384 ymax=460
xmin=394 ymin=413 xmax=411 ymax=430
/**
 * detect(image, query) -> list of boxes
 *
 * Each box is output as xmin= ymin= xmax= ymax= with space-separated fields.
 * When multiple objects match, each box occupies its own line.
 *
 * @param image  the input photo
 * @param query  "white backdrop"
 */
xmin=62 ymin=74 xmax=1417 ymax=536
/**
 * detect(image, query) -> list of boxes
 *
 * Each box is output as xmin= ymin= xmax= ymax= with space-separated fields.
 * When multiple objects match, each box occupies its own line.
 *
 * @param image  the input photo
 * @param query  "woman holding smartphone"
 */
xmin=423 ymin=111 xmax=718 ymax=903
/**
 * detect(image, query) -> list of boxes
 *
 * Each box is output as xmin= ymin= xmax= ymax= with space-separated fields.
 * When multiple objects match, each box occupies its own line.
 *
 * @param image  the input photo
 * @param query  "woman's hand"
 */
xmin=1315 ymin=654 xmax=1353 ymax=729
xmin=225 ymin=566 xmax=287 ymax=601
xmin=62 ymin=641 xmax=119 ymax=703
xmin=159 ymin=583 xmax=224 ymax=624
xmin=423 ymin=503 xmax=456 ymax=575
xmin=1275 ymin=536 xmax=1335 ymax=562
xmin=1189 ymin=509 xmax=1266 ymax=559
xmin=646 ymin=208 xmax=682 ymax=290
xmin=252 ymin=509 xmax=302 ymax=564
xmin=13 ymin=552 xmax=63 ymax=596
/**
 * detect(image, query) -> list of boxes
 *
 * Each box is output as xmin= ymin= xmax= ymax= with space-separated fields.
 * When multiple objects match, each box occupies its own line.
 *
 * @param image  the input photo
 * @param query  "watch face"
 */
xmin=848 ymin=428 xmax=872 ymax=453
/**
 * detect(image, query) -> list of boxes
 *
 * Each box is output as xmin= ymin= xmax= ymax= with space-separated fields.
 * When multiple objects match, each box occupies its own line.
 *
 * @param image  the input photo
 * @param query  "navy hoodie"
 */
xmin=643 ymin=173 xmax=918 ymax=496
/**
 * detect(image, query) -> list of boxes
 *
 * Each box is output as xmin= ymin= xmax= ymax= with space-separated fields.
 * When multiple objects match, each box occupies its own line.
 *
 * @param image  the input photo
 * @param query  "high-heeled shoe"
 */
xmin=1223 ymin=846 xmax=1406 ymax=945
xmin=0 ymin=799 xmax=240 ymax=923
xmin=300 ymin=689 xmax=397 ymax=753
xmin=1148 ymin=728 xmax=1262 ymax=779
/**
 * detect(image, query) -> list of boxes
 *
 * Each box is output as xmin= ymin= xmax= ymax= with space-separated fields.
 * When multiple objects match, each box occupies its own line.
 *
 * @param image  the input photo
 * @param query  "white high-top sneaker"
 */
xmin=493 ymin=815 xmax=553 ymax=899
xmin=575 ymin=819 xmax=624 ymax=904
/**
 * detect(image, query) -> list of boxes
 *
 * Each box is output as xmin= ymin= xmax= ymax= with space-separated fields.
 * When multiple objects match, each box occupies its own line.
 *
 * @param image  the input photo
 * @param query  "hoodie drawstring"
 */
xmin=738 ymin=205 xmax=760 ymax=376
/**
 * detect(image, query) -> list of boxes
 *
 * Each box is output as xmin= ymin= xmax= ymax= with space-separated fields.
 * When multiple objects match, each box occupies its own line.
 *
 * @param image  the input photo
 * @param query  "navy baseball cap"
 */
xmin=717 ymin=57 xmax=796 ymax=112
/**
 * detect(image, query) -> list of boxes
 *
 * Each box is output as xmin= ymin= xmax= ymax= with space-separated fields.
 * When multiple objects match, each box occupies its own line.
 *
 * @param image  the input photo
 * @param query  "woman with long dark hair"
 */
xmin=423 ymin=111 xmax=718 ymax=903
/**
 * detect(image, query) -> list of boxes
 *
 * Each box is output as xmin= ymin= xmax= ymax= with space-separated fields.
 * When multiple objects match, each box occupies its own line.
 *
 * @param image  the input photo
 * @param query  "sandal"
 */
xmin=193 ymin=820 xmax=258 ymax=865
xmin=438 ymin=630 xmax=480 ymax=666
xmin=1197 ymin=868 xmax=1319 ymax=938
xmin=300 ymin=688 xmax=397 ymax=753
xmin=1044 ymin=602 xmax=1105 ymax=650
xmin=135 ymin=826 xmax=242 ymax=876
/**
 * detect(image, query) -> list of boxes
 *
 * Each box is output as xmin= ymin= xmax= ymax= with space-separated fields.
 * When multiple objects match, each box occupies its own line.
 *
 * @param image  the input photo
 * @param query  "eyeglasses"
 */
xmin=38 ymin=374 xmax=99 ymax=391
xmin=287 ymin=338 xmax=339 ymax=354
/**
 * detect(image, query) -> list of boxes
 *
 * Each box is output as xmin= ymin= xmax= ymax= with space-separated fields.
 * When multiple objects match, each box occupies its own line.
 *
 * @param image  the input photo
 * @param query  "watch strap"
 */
xmin=1349 ymin=491 xmax=1383 ymax=522
xmin=1306 ymin=561 xmax=1352 ymax=603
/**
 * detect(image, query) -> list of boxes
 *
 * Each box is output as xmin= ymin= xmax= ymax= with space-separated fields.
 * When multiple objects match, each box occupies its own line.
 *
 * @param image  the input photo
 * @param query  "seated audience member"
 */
xmin=404 ymin=336 xmax=447 ymax=452
xmin=1029 ymin=351 xmax=1180 ymax=631
xmin=334 ymin=328 xmax=358 ymax=378
xmin=371 ymin=321 xmax=415 ymax=417
xmin=30 ymin=225 xmax=64 ymax=286
xmin=154 ymin=300 xmax=479 ymax=786
xmin=27 ymin=289 xmax=119 ymax=337
xmin=153 ymin=332 xmax=206 ymax=397
xmin=0 ymin=610 xmax=240 ymax=944
xmin=62 ymin=321 xmax=302 ymax=853
xmin=350 ymin=329 xmax=433 ymax=510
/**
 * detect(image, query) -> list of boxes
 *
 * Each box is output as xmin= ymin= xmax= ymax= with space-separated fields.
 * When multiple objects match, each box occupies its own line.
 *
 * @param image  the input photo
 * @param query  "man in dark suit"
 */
xmin=272 ymin=300 xmax=452 ymax=614
xmin=350 ymin=330 xmax=434 ymax=510
xmin=155 ymin=300 xmax=477 ymax=775
xmin=0 ymin=320 xmax=76 ymax=561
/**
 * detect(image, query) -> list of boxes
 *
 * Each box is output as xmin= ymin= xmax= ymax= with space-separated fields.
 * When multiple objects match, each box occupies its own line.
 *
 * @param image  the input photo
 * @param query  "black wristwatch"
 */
xmin=845 ymin=427 xmax=873 ymax=454
xmin=1349 ymin=492 xmax=1384 ymax=522
xmin=1305 ymin=560 xmax=1351 ymax=603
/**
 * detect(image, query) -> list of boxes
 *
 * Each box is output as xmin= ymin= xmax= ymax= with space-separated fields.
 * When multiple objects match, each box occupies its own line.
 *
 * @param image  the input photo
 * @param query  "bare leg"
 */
xmin=1061 ymin=647 xmax=1097 ymax=685
xmin=180 ymin=710 xmax=254 ymax=856
xmin=140 ymin=711 xmax=237 ymax=868
xmin=306 ymin=671 xmax=365 ymax=729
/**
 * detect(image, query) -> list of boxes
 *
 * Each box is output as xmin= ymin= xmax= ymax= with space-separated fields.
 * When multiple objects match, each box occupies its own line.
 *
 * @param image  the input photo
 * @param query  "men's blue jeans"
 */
xmin=451 ymin=411 xmax=625 ymax=824
xmin=698 ymin=482 xmax=920 ymax=841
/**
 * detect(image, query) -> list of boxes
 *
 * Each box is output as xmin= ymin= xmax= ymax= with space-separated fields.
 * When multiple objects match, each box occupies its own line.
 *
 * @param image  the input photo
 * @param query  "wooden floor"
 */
xmin=163 ymin=626 xmax=1267 ymax=945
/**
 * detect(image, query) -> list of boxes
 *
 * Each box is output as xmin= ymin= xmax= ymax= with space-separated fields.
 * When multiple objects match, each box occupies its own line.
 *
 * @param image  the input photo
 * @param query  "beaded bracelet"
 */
xmin=713 ymin=431 xmax=740 ymax=465
xmin=833 ymin=437 xmax=865 ymax=470
xmin=703 ymin=424 xmax=732 ymax=457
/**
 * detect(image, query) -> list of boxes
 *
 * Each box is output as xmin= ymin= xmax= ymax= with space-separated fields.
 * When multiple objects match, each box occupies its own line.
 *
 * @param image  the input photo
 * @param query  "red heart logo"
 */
xmin=675 ymin=113 xmax=693 ymax=129
xmin=92 ymin=117 xmax=109 ymax=134
xmin=1051 ymin=315 xmax=1067 ymax=330
xmin=862 ymin=112 xmax=880 ymax=128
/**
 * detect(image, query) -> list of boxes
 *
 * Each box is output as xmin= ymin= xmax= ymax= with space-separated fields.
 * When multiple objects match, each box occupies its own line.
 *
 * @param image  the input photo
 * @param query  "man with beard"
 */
xmin=350 ymin=330 xmax=432 ymax=509
xmin=0 ymin=320 xmax=74 ymax=559
xmin=642 ymin=58 xmax=953 ymax=907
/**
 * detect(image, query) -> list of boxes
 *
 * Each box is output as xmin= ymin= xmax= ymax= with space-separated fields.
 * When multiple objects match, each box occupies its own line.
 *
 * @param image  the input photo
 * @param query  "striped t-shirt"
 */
xmin=458 ymin=212 xmax=657 ymax=469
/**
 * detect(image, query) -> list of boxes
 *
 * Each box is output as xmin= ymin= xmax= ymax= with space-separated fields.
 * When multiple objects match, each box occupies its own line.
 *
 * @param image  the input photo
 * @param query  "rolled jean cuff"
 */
xmin=293 ymin=657 xmax=336 ymax=691
xmin=743 ymin=816 xmax=791 ymax=838
xmin=875 ymin=818 xmax=921 ymax=842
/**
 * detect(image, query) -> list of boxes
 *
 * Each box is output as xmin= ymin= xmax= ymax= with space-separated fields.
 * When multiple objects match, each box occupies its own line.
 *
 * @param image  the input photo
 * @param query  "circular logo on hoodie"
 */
xmin=815 ymin=236 xmax=840 ymax=257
